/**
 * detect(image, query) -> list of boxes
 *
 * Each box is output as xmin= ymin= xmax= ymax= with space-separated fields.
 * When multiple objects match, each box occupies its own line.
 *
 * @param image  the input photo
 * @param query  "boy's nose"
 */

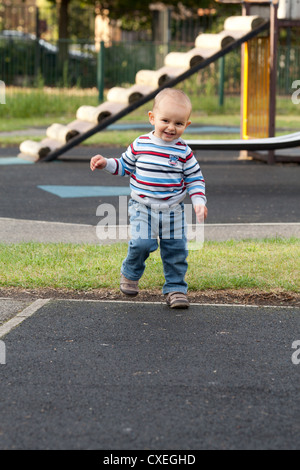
xmin=167 ymin=122 xmax=175 ymax=131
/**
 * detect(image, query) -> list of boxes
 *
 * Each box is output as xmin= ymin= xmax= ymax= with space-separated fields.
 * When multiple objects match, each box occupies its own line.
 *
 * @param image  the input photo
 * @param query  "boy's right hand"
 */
xmin=90 ymin=154 xmax=107 ymax=171
xmin=194 ymin=204 xmax=208 ymax=224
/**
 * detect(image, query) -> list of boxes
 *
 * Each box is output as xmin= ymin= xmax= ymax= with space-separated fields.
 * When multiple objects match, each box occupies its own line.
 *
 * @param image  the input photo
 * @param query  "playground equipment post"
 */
xmin=97 ymin=40 xmax=105 ymax=102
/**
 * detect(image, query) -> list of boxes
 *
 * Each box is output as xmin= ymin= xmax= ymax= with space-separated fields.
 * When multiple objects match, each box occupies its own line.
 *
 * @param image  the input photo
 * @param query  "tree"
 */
xmin=46 ymin=0 xmax=96 ymax=71
xmin=58 ymin=0 xmax=70 ymax=40
xmin=47 ymin=0 xmax=94 ymax=40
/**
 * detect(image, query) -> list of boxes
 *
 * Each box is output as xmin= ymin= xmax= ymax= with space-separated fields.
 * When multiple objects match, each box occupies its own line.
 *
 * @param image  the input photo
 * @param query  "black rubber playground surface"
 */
xmin=0 ymin=146 xmax=299 ymax=225
xmin=0 ymin=299 xmax=299 ymax=450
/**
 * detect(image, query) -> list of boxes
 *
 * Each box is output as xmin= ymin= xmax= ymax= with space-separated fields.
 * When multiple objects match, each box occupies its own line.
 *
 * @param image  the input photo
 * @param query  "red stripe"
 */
xmin=131 ymin=147 xmax=172 ymax=159
xmin=113 ymin=158 xmax=119 ymax=175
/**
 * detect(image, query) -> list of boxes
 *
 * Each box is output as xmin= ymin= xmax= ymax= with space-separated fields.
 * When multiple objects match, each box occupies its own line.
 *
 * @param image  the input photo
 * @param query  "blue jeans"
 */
xmin=121 ymin=199 xmax=188 ymax=294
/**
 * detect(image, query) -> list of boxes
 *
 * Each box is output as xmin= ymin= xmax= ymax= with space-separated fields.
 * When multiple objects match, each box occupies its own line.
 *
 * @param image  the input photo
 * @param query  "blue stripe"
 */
xmin=187 ymin=184 xmax=205 ymax=191
xmin=134 ymin=174 xmax=182 ymax=184
xmin=38 ymin=185 xmax=131 ymax=198
xmin=185 ymin=176 xmax=205 ymax=183
xmin=0 ymin=157 xmax=34 ymax=165
xmin=136 ymin=160 xmax=182 ymax=171
xmin=130 ymin=182 xmax=184 ymax=197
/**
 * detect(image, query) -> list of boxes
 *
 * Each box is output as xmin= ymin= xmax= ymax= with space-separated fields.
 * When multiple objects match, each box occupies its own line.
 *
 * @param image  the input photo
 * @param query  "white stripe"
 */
xmin=1 ymin=217 xmax=298 ymax=228
xmin=0 ymin=216 xmax=93 ymax=228
xmin=206 ymin=222 xmax=300 ymax=227
xmin=0 ymin=299 xmax=50 ymax=338
xmin=51 ymin=299 xmax=299 ymax=309
xmin=0 ymin=218 xmax=298 ymax=244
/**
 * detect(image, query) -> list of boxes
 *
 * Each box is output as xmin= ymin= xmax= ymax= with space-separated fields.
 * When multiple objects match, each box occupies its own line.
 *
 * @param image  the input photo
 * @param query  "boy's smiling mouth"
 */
xmin=164 ymin=131 xmax=175 ymax=138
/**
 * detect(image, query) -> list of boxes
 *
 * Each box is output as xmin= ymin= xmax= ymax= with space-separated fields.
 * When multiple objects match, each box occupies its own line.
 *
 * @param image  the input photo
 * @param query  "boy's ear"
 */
xmin=148 ymin=110 xmax=155 ymax=125
xmin=185 ymin=120 xmax=192 ymax=129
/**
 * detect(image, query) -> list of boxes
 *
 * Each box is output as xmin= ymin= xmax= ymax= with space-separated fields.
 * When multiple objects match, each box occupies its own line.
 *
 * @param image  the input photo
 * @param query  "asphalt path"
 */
xmin=0 ymin=299 xmax=299 ymax=451
xmin=0 ymin=146 xmax=299 ymax=225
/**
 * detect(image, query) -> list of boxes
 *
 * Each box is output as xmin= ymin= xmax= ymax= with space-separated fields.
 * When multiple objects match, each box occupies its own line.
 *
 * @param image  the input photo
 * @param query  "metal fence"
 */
xmin=278 ymin=45 xmax=300 ymax=95
xmin=0 ymin=36 xmax=299 ymax=96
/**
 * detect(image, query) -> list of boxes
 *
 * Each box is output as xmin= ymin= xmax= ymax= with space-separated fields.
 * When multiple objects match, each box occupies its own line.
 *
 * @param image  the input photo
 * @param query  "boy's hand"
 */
xmin=194 ymin=204 xmax=208 ymax=224
xmin=90 ymin=154 xmax=107 ymax=171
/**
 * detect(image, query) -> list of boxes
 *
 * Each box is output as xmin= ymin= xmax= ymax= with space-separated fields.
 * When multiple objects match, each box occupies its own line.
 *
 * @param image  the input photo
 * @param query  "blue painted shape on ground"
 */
xmin=108 ymin=124 xmax=240 ymax=134
xmin=38 ymin=185 xmax=131 ymax=198
xmin=184 ymin=126 xmax=239 ymax=134
xmin=0 ymin=157 xmax=34 ymax=165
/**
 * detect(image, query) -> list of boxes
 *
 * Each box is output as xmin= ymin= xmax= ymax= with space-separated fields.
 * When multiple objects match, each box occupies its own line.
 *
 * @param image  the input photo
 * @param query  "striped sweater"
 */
xmin=105 ymin=131 xmax=206 ymax=208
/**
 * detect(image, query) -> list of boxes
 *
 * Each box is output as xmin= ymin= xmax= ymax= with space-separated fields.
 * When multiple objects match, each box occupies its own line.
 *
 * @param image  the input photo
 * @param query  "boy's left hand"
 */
xmin=194 ymin=204 xmax=208 ymax=224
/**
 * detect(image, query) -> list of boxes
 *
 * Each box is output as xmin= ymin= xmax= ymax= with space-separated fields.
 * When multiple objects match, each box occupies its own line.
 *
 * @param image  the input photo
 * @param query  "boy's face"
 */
xmin=148 ymin=96 xmax=191 ymax=142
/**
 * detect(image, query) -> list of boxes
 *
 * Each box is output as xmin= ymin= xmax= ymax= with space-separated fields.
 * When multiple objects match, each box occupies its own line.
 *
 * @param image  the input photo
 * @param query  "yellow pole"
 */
xmin=242 ymin=41 xmax=249 ymax=139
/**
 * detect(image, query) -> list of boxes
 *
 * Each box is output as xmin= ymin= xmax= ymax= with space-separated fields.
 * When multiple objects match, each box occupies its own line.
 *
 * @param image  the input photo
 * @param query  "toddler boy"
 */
xmin=90 ymin=88 xmax=207 ymax=308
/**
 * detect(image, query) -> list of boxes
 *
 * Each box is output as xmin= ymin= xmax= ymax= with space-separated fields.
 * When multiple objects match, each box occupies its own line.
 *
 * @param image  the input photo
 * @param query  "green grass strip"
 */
xmin=0 ymin=238 xmax=299 ymax=293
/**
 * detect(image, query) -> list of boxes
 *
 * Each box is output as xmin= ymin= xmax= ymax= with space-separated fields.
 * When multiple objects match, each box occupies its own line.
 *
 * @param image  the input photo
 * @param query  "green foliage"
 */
xmin=97 ymin=0 xmax=240 ymax=33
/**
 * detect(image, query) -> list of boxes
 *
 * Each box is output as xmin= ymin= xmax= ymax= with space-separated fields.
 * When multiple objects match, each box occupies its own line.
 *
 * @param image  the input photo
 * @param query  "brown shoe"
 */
xmin=120 ymin=274 xmax=139 ymax=296
xmin=165 ymin=292 xmax=189 ymax=309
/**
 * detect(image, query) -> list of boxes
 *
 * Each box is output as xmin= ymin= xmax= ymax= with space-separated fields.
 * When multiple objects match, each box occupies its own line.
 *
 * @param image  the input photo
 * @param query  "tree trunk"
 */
xmin=58 ymin=0 xmax=70 ymax=79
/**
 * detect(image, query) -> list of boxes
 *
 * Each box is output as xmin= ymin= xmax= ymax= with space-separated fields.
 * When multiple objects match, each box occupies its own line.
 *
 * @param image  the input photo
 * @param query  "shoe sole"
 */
xmin=166 ymin=301 xmax=189 ymax=309
xmin=120 ymin=287 xmax=139 ymax=296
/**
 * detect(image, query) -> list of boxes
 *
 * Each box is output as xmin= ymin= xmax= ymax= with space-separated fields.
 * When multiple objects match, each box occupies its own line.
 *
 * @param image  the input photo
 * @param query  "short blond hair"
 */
xmin=153 ymin=88 xmax=192 ymax=116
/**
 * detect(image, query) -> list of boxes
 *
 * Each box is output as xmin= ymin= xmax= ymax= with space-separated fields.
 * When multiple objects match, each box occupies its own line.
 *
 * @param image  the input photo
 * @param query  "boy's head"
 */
xmin=148 ymin=88 xmax=192 ymax=142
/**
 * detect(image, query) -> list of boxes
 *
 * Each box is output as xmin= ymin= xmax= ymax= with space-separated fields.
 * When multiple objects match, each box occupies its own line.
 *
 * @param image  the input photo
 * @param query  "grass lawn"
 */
xmin=1 ymin=87 xmax=300 ymax=147
xmin=0 ymin=238 xmax=299 ymax=294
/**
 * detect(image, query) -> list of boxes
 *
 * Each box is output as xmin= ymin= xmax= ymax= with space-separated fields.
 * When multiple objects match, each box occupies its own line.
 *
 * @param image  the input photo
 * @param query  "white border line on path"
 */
xmin=1 ymin=217 xmax=300 ymax=228
xmin=0 ymin=217 xmax=299 ymax=244
xmin=0 ymin=298 xmax=50 ymax=339
xmin=0 ymin=297 xmax=297 ymax=311
xmin=52 ymin=298 xmax=299 ymax=309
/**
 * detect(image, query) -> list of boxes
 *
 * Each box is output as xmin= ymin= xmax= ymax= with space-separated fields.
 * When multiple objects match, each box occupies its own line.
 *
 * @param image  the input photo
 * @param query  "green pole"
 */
xmin=218 ymin=55 xmax=225 ymax=107
xmin=97 ymin=41 xmax=104 ymax=103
